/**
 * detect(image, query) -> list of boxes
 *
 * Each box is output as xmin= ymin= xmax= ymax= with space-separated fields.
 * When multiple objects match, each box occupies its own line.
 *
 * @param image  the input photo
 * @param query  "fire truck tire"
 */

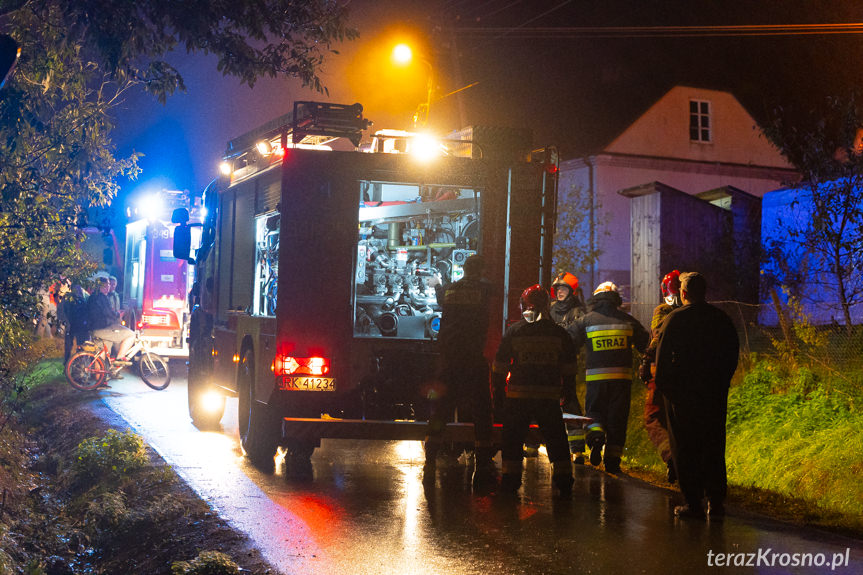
xmin=187 ymin=352 xmax=224 ymax=428
xmin=238 ymin=348 xmax=280 ymax=471
xmin=138 ymin=352 xmax=171 ymax=390
xmin=66 ymin=352 xmax=107 ymax=391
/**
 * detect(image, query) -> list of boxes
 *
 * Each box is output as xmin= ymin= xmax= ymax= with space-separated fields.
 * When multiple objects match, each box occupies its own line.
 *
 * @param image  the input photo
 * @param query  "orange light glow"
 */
xmin=273 ymin=355 xmax=330 ymax=376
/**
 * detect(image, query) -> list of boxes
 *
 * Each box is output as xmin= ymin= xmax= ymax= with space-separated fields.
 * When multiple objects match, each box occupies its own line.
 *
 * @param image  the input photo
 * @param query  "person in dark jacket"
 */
xmin=423 ymin=254 xmax=496 ymax=488
xmin=58 ymin=283 xmax=90 ymax=364
xmin=493 ymin=284 xmax=580 ymax=498
xmin=549 ymin=271 xmax=588 ymax=464
xmin=569 ymin=281 xmax=648 ymax=474
xmin=637 ymin=270 xmax=682 ymax=483
xmin=88 ymin=276 xmax=134 ymax=363
xmin=654 ymin=272 xmax=739 ymax=519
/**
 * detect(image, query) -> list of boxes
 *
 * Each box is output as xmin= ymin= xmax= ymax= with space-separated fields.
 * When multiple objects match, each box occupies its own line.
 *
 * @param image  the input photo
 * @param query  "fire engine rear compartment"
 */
xmin=197 ymin=129 xmax=554 ymax=454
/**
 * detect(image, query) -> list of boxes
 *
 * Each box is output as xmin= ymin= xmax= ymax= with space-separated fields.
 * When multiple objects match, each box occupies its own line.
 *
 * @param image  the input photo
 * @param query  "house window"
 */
xmin=689 ymin=100 xmax=711 ymax=143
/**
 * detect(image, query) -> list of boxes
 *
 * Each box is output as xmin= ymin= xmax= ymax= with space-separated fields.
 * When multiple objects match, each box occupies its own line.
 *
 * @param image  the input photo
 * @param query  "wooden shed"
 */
xmin=620 ymin=181 xmax=759 ymax=328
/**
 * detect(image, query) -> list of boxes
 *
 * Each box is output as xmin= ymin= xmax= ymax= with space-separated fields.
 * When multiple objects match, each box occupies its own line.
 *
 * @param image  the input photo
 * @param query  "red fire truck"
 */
xmin=173 ymin=101 xmax=558 ymax=469
xmin=124 ymin=190 xmax=201 ymax=357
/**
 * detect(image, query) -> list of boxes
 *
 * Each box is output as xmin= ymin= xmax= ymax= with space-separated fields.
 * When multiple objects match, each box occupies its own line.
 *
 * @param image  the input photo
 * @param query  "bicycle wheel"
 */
xmin=138 ymin=352 xmax=171 ymax=390
xmin=66 ymin=352 xmax=107 ymax=391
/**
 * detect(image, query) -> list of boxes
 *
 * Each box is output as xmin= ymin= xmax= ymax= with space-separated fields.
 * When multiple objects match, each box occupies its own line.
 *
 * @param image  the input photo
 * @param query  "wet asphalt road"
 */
xmin=93 ymin=369 xmax=862 ymax=575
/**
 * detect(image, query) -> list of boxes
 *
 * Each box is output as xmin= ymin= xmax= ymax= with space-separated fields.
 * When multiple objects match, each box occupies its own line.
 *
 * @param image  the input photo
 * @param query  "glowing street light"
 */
xmin=392 ymin=43 xmax=433 ymax=128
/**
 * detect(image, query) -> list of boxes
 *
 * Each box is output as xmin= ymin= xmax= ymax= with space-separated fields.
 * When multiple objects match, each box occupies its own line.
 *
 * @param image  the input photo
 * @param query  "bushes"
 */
xmin=172 ymin=551 xmax=241 ymax=575
xmin=72 ymin=428 xmax=148 ymax=485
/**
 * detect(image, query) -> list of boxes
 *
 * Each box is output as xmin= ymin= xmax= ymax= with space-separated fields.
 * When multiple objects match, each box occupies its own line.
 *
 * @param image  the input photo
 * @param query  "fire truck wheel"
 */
xmin=188 ymin=342 xmax=224 ymax=429
xmin=238 ymin=348 xmax=280 ymax=471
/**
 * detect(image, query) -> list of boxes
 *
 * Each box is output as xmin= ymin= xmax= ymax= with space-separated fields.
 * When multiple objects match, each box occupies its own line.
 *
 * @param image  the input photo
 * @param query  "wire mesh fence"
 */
xmin=628 ymin=300 xmax=863 ymax=374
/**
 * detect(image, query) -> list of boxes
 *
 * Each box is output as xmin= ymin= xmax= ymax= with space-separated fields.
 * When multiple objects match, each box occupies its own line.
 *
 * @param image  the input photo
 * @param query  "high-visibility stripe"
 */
xmin=567 ymin=430 xmax=585 ymax=441
xmin=585 ymin=367 xmax=632 ymax=381
xmin=506 ymin=385 xmax=560 ymax=400
xmin=586 ymin=423 xmax=605 ymax=433
xmin=586 ymin=324 xmax=633 ymax=336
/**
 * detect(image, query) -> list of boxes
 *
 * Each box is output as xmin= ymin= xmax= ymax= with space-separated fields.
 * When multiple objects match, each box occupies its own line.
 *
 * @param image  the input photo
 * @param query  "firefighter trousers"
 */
xmin=643 ymin=379 xmax=672 ymax=463
xmin=585 ymin=379 xmax=631 ymax=460
xmin=664 ymin=393 xmax=728 ymax=507
xmin=424 ymin=359 xmax=493 ymax=462
xmin=501 ymin=398 xmax=571 ymax=479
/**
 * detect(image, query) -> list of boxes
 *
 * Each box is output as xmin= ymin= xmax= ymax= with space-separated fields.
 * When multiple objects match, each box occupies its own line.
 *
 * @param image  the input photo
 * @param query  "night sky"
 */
xmin=110 ymin=0 xmax=863 ymax=214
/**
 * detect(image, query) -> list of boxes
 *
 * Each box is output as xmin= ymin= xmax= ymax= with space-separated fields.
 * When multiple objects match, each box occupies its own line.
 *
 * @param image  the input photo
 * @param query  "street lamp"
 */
xmin=392 ymin=43 xmax=434 ymax=128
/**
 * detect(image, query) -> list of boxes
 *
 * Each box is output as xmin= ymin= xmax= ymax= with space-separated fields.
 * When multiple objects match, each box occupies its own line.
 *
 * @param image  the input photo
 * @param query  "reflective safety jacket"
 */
xmin=493 ymin=317 xmax=578 ymax=400
xmin=569 ymin=292 xmax=648 ymax=382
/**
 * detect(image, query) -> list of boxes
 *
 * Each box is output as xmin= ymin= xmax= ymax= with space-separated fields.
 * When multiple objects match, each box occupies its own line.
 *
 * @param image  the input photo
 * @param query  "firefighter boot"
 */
xmin=586 ymin=424 xmax=605 ymax=467
xmin=552 ymin=460 xmax=574 ymax=499
xmin=604 ymin=457 xmax=622 ymax=474
xmin=500 ymin=460 xmax=522 ymax=494
xmin=567 ymin=423 xmax=586 ymax=465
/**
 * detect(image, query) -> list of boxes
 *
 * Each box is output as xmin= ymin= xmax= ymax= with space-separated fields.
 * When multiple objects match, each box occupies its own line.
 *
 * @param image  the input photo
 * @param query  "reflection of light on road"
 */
xmin=192 ymin=431 xmax=244 ymax=466
xmin=394 ymin=439 xmax=424 ymax=462
xmin=397 ymin=445 xmax=423 ymax=557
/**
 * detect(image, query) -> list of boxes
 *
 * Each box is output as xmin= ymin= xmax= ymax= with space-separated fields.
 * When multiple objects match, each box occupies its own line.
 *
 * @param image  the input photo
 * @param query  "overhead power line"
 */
xmin=454 ymin=23 xmax=863 ymax=39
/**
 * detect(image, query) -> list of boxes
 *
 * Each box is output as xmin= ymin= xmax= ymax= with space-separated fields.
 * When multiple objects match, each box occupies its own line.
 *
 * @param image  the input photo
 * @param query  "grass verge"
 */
xmin=620 ymin=359 xmax=863 ymax=536
xmin=0 ymin=341 xmax=275 ymax=574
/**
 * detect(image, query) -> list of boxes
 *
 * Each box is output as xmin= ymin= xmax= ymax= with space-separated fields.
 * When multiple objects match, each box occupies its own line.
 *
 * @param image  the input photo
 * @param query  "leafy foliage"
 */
xmin=172 ymin=551 xmax=241 ymax=575
xmin=762 ymin=97 xmax=863 ymax=330
xmin=72 ymin=428 xmax=148 ymax=484
xmin=553 ymin=183 xmax=607 ymax=279
xmin=0 ymin=0 xmax=356 ymax=390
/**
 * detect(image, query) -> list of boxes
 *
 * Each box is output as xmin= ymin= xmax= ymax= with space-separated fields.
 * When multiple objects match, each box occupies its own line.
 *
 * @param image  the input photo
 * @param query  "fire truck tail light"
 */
xmin=273 ymin=355 xmax=330 ymax=376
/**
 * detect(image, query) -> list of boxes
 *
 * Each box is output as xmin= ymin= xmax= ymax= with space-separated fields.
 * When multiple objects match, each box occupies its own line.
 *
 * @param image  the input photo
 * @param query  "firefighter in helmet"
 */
xmin=549 ymin=271 xmax=588 ymax=464
xmin=423 ymin=254 xmax=497 ymax=488
xmin=493 ymin=284 xmax=580 ymax=498
xmin=549 ymin=272 xmax=586 ymax=328
xmin=638 ymin=270 xmax=682 ymax=483
xmin=569 ymin=281 xmax=648 ymax=474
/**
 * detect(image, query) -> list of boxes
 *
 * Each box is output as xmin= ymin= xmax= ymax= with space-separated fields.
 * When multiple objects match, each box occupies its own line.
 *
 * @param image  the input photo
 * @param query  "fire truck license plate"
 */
xmin=281 ymin=376 xmax=335 ymax=392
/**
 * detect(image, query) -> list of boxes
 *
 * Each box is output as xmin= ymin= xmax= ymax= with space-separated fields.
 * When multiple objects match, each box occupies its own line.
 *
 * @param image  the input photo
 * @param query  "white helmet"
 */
xmin=592 ymin=281 xmax=619 ymax=296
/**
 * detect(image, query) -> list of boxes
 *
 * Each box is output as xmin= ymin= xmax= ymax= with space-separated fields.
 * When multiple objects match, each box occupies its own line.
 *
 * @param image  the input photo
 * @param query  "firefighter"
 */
xmin=549 ymin=272 xmax=586 ymax=328
xmin=655 ymin=272 xmax=739 ymax=519
xmin=493 ymin=284 xmax=580 ymax=498
xmin=549 ymin=271 xmax=588 ymax=464
xmin=423 ymin=254 xmax=497 ymax=488
xmin=637 ymin=270 xmax=682 ymax=483
xmin=569 ymin=281 xmax=648 ymax=474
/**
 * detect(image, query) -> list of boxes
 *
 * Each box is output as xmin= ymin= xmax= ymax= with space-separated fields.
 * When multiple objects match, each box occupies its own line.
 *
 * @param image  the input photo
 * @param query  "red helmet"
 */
xmin=661 ymin=270 xmax=681 ymax=298
xmin=520 ymin=284 xmax=550 ymax=313
xmin=551 ymin=272 xmax=578 ymax=296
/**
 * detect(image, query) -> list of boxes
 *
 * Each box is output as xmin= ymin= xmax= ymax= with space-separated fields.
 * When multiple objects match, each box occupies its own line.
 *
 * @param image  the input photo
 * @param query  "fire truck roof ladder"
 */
xmin=225 ymin=101 xmax=373 ymax=156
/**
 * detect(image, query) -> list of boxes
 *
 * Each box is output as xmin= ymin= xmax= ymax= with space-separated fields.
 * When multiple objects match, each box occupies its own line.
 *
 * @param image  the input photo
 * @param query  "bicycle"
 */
xmin=65 ymin=331 xmax=171 ymax=391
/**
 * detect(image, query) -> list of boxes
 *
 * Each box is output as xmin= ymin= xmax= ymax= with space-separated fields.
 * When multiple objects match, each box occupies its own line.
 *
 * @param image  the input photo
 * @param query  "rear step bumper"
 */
xmin=282 ymin=416 xmax=591 ymax=445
